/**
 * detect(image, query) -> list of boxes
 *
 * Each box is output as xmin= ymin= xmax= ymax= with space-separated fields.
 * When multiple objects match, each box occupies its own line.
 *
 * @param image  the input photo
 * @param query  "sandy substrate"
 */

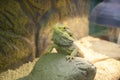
xmin=0 ymin=59 xmax=38 ymax=80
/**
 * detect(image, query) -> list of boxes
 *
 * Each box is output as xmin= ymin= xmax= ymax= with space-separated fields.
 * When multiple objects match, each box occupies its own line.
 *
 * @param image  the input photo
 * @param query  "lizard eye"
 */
xmin=64 ymin=27 xmax=66 ymax=29
xmin=69 ymin=34 xmax=72 ymax=37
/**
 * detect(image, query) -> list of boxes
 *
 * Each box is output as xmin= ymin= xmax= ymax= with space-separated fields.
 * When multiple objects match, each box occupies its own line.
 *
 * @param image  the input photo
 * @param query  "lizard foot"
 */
xmin=66 ymin=55 xmax=74 ymax=61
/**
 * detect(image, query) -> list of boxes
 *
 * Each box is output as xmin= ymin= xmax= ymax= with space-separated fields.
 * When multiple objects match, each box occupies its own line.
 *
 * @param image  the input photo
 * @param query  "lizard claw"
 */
xmin=66 ymin=55 xmax=74 ymax=61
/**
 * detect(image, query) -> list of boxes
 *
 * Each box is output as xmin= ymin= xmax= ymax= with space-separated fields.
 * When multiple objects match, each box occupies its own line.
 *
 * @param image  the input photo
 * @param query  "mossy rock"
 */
xmin=0 ymin=0 xmax=35 ymax=71
xmin=18 ymin=53 xmax=96 ymax=80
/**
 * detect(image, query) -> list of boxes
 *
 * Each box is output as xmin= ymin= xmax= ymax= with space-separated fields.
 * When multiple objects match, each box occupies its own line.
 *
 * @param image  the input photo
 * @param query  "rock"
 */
xmin=0 ymin=0 xmax=35 ymax=72
xmin=18 ymin=53 xmax=96 ymax=80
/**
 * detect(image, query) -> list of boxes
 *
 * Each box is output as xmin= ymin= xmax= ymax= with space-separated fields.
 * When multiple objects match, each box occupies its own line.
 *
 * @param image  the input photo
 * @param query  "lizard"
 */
xmin=47 ymin=23 xmax=84 ymax=60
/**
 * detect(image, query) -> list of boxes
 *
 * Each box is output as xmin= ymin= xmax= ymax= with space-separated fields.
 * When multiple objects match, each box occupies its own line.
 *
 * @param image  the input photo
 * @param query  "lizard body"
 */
xmin=48 ymin=23 xmax=84 ymax=59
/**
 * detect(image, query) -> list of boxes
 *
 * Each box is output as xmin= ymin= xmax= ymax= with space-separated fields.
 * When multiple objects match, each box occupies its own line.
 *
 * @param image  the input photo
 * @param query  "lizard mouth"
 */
xmin=56 ymin=41 xmax=73 ymax=47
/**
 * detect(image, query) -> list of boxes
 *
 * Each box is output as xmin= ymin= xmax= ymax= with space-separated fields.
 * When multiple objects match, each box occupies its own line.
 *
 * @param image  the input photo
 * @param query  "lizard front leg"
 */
xmin=47 ymin=45 xmax=54 ymax=53
xmin=66 ymin=48 xmax=78 ymax=61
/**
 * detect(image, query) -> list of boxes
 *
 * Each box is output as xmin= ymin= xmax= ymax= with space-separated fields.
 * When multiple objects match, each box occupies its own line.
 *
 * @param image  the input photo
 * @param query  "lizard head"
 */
xmin=52 ymin=23 xmax=74 ymax=46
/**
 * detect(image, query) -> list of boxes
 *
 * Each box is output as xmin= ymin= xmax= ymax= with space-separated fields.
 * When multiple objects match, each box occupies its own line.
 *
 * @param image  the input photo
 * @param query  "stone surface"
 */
xmin=0 ymin=0 xmax=35 ymax=72
xmin=77 ymin=36 xmax=120 ymax=60
xmin=18 ymin=53 xmax=96 ymax=80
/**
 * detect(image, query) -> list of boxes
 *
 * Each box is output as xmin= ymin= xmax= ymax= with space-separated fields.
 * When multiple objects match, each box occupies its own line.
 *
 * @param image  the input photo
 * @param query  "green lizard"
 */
xmin=48 ymin=23 xmax=84 ymax=60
